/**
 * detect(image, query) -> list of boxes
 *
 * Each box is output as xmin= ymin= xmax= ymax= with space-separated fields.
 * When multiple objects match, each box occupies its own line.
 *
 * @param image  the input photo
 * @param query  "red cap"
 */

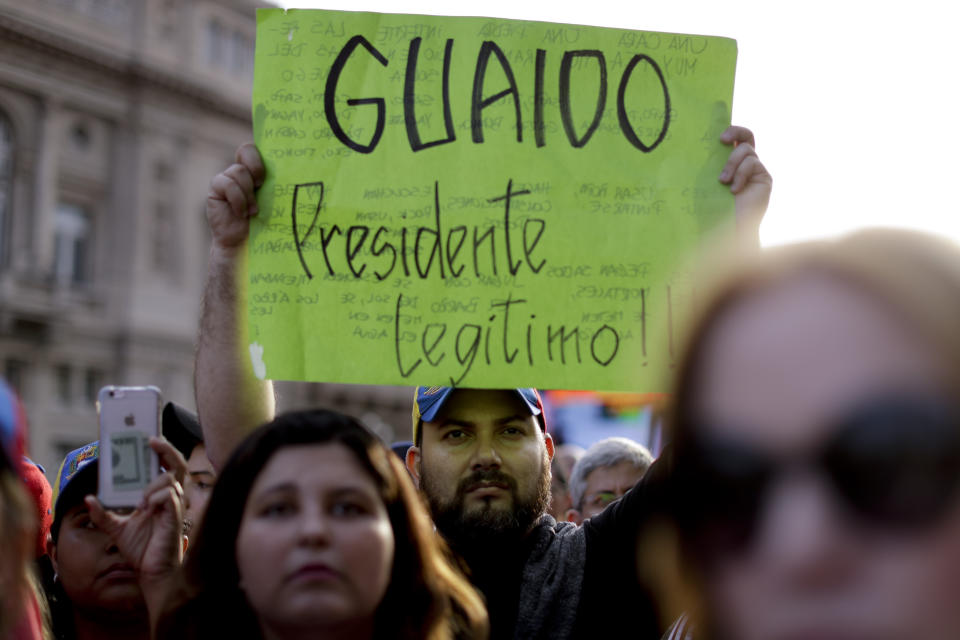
xmin=20 ymin=458 xmax=52 ymax=557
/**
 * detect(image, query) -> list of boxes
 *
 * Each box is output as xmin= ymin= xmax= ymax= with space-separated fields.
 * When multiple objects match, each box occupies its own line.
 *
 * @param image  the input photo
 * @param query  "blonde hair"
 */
xmin=673 ymin=228 xmax=960 ymax=420
xmin=0 ymin=471 xmax=40 ymax=637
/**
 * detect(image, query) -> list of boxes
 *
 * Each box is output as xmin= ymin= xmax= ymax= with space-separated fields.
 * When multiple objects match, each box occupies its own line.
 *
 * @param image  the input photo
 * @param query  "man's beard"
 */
xmin=420 ymin=452 xmax=552 ymax=553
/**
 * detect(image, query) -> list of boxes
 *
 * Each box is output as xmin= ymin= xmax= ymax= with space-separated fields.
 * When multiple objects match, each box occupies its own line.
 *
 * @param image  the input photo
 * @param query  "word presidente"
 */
xmin=290 ymin=179 xmax=547 ymax=282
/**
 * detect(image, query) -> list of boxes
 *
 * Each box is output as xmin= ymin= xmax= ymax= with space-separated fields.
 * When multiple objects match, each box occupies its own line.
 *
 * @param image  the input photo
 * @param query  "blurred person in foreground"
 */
xmin=157 ymin=409 xmax=488 ymax=640
xmin=662 ymin=229 xmax=960 ymax=640
xmin=1 ymin=380 xmax=48 ymax=640
xmin=566 ymin=437 xmax=653 ymax=525
xmin=46 ymin=439 xmax=186 ymax=640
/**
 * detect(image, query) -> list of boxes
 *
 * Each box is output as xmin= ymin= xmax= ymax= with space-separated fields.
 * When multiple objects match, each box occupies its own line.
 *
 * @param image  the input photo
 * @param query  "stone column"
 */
xmin=31 ymin=95 xmax=61 ymax=280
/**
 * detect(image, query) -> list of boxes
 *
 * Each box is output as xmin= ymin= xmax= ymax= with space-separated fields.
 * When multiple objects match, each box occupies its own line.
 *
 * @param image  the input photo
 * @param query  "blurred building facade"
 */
xmin=0 ymin=0 xmax=410 ymax=474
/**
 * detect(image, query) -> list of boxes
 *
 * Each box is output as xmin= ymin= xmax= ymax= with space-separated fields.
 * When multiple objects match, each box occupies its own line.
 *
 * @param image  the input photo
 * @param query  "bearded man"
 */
xmin=407 ymin=386 xmax=662 ymax=638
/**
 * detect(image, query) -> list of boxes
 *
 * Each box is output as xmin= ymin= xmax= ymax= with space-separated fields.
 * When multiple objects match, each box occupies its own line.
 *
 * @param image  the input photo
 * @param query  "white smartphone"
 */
xmin=97 ymin=385 xmax=161 ymax=508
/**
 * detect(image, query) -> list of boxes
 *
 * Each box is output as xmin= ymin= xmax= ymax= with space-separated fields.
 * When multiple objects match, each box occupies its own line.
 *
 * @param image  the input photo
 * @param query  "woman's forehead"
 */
xmin=252 ymin=443 xmax=376 ymax=492
xmin=689 ymin=274 xmax=950 ymax=449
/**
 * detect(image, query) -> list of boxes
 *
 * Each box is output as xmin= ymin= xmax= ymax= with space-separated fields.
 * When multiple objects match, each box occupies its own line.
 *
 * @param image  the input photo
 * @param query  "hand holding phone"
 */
xmin=98 ymin=386 xmax=161 ymax=508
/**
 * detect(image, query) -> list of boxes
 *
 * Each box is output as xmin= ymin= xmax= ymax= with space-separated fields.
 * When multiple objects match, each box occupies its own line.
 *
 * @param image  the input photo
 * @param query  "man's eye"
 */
xmin=591 ymin=492 xmax=617 ymax=506
xmin=502 ymin=426 xmax=525 ymax=436
xmin=443 ymin=429 xmax=466 ymax=440
xmin=196 ymin=481 xmax=214 ymax=491
xmin=79 ymin=518 xmax=97 ymax=530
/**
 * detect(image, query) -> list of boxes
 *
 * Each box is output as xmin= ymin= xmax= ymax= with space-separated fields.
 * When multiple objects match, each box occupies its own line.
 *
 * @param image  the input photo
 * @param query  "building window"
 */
xmin=154 ymin=160 xmax=173 ymax=183
xmin=53 ymin=202 xmax=92 ymax=286
xmin=156 ymin=0 xmax=179 ymax=38
xmin=152 ymin=202 xmax=176 ymax=275
xmin=70 ymin=122 xmax=91 ymax=151
xmin=4 ymin=358 xmax=28 ymax=397
xmin=231 ymin=30 xmax=254 ymax=76
xmin=152 ymin=159 xmax=178 ymax=278
xmin=56 ymin=0 xmax=133 ymax=28
xmin=0 ymin=110 xmax=13 ymax=267
xmin=55 ymin=364 xmax=72 ymax=406
xmin=84 ymin=368 xmax=103 ymax=404
xmin=205 ymin=18 xmax=253 ymax=77
xmin=205 ymin=19 xmax=225 ymax=66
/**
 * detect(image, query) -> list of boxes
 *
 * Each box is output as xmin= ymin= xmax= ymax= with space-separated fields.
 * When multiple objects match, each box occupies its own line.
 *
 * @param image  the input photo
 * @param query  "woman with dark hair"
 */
xmin=159 ymin=409 xmax=488 ymax=640
xmin=663 ymin=229 xmax=960 ymax=640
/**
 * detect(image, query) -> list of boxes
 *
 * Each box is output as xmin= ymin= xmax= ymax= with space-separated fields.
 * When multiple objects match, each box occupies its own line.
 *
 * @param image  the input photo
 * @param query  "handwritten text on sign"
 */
xmin=249 ymin=9 xmax=737 ymax=391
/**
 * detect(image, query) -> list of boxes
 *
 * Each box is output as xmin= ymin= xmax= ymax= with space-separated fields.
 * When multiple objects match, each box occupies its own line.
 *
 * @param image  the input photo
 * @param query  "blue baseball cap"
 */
xmin=411 ymin=387 xmax=545 ymax=444
xmin=51 ymin=442 xmax=99 ymax=528
xmin=53 ymin=441 xmax=100 ymax=502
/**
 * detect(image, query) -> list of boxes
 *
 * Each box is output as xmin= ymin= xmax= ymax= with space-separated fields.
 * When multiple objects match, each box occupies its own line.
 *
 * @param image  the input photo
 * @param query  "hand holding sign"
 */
xmin=719 ymin=125 xmax=771 ymax=242
xmin=207 ymin=143 xmax=266 ymax=252
xmin=194 ymin=11 xmax=771 ymax=467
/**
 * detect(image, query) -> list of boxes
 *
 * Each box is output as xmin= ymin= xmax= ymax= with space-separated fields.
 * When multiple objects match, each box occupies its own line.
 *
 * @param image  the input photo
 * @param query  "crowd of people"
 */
xmin=3 ymin=121 xmax=960 ymax=640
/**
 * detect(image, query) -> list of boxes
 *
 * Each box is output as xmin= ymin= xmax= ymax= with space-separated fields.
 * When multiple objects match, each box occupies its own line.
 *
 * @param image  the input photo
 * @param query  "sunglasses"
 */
xmin=673 ymin=396 xmax=960 ymax=557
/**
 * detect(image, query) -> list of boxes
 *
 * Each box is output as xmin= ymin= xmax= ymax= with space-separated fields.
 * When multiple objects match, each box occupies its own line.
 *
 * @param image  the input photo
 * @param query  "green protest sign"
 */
xmin=248 ymin=8 xmax=737 ymax=391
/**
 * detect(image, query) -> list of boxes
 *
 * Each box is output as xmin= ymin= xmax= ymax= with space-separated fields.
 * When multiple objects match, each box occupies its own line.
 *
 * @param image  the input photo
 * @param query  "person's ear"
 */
xmin=406 ymin=446 xmax=422 ymax=484
xmin=182 ymin=535 xmax=189 ymax=556
xmin=46 ymin=533 xmax=59 ymax=574
xmin=543 ymin=432 xmax=555 ymax=461
xmin=565 ymin=508 xmax=583 ymax=525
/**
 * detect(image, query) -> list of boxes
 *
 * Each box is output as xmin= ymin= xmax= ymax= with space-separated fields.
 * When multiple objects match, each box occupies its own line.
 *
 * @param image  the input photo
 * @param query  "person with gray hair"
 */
xmin=566 ymin=437 xmax=654 ymax=525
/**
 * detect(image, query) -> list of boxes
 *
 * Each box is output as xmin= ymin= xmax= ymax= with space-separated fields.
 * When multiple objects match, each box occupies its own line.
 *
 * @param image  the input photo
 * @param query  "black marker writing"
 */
xmin=394 ymin=293 xmax=622 ymax=384
xmin=289 ymin=180 xmax=547 ymax=282
xmin=310 ymin=35 xmax=671 ymax=153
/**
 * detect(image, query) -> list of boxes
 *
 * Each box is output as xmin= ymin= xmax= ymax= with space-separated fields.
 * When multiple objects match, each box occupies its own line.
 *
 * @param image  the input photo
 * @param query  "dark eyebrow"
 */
xmin=255 ymin=482 xmax=377 ymax=499
xmin=68 ymin=507 xmax=91 ymax=519
xmin=254 ymin=482 xmax=298 ymax=498
xmin=435 ymin=418 xmax=476 ymax=428
xmin=328 ymin=486 xmax=379 ymax=502
xmin=435 ymin=415 xmax=529 ymax=428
